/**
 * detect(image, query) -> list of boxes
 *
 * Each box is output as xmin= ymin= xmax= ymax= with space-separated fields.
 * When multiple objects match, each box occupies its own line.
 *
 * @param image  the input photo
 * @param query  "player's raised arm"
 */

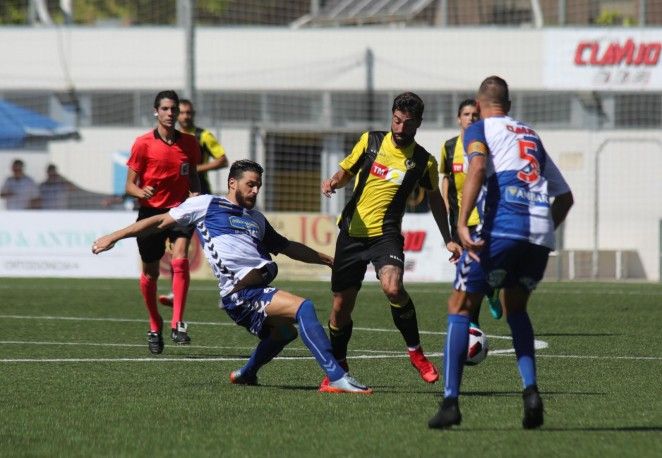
xmin=92 ymin=213 xmax=177 ymax=254
xmin=280 ymin=241 xmax=333 ymax=268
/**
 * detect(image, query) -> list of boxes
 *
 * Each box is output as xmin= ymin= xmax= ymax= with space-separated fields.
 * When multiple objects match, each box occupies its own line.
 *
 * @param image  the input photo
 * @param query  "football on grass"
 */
xmin=465 ymin=325 xmax=488 ymax=366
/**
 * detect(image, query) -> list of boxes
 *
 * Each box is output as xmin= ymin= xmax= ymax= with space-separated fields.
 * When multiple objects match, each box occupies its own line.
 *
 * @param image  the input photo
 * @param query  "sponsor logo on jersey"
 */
xmin=505 ymin=186 xmax=549 ymax=207
xmin=405 ymin=159 xmax=416 ymax=170
xmin=370 ymin=162 xmax=388 ymax=178
xmin=370 ymin=161 xmax=405 ymax=185
xmin=452 ymin=163 xmax=464 ymax=173
xmin=229 ymin=215 xmax=259 ymax=237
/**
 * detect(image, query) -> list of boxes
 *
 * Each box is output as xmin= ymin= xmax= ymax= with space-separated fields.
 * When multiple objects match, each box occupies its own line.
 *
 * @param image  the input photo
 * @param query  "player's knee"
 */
xmin=295 ymin=298 xmax=318 ymax=321
xmin=383 ymin=286 xmax=405 ymax=304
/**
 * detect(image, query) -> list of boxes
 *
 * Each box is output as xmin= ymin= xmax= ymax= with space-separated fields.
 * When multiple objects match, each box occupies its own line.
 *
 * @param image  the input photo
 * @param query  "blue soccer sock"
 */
xmin=507 ymin=311 xmax=537 ymax=389
xmin=444 ymin=314 xmax=470 ymax=398
xmin=240 ymin=328 xmax=297 ymax=377
xmin=296 ymin=299 xmax=346 ymax=382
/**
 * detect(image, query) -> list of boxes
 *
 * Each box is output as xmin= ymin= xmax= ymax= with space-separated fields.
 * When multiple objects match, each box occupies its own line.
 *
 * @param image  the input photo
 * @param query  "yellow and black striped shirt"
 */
xmin=339 ymin=131 xmax=439 ymax=238
xmin=440 ymin=135 xmax=480 ymax=241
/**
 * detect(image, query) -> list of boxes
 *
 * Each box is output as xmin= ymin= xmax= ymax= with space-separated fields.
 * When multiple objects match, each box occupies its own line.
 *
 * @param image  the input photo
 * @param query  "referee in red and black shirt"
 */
xmin=125 ymin=90 xmax=201 ymax=354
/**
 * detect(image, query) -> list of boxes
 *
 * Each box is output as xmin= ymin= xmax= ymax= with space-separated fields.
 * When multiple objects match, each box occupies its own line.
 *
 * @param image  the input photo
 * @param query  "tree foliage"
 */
xmin=0 ymin=1 xmax=307 ymax=26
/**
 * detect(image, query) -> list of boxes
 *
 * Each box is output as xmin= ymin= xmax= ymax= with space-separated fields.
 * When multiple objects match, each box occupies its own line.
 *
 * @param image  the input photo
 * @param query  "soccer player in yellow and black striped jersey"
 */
xmin=439 ymin=99 xmax=501 ymax=329
xmin=321 ymin=92 xmax=462 ymax=389
xmin=178 ymin=99 xmax=228 ymax=195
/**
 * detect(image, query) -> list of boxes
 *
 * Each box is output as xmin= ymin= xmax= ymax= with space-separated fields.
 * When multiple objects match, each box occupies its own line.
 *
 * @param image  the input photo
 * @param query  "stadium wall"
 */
xmin=1 ymin=27 xmax=660 ymax=280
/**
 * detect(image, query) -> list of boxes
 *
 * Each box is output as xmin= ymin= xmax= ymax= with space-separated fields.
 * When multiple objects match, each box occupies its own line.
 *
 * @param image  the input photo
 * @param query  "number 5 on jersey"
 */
xmin=517 ymin=140 xmax=541 ymax=183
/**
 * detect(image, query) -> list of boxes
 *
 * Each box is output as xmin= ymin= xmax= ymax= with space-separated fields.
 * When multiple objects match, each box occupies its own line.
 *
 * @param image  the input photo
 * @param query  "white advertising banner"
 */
xmin=385 ymin=213 xmax=456 ymax=283
xmin=543 ymin=30 xmax=662 ymax=90
xmin=0 ymin=211 xmax=139 ymax=278
xmin=0 ymin=211 xmax=455 ymax=282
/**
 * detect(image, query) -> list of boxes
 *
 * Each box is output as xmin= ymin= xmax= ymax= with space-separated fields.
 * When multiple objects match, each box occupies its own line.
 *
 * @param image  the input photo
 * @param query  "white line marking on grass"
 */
xmin=2 ymin=351 xmax=660 ymax=363
xmin=0 ymin=313 xmax=546 ymax=354
xmin=0 ymin=314 xmax=234 ymax=326
xmin=2 ymin=282 xmax=661 ymax=297
xmin=0 ymin=314 xmax=512 ymax=338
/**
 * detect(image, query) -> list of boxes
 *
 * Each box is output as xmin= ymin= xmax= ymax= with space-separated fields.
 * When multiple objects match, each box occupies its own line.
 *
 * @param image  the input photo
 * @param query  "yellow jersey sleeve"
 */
xmin=439 ymin=142 xmax=450 ymax=175
xmin=339 ymin=132 xmax=369 ymax=173
xmin=200 ymin=130 xmax=226 ymax=160
xmin=422 ymin=155 xmax=440 ymax=190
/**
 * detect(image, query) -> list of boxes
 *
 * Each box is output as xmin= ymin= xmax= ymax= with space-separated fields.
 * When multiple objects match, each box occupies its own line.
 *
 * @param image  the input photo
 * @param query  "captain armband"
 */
xmin=466 ymin=141 xmax=488 ymax=158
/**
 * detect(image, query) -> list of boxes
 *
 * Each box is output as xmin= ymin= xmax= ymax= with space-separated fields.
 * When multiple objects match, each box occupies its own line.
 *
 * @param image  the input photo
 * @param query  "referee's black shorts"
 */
xmin=135 ymin=207 xmax=195 ymax=263
xmin=331 ymin=230 xmax=405 ymax=292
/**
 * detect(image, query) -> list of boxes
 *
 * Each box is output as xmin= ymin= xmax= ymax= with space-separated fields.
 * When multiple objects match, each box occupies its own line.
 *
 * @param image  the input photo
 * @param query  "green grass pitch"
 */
xmin=1 ymin=278 xmax=661 ymax=457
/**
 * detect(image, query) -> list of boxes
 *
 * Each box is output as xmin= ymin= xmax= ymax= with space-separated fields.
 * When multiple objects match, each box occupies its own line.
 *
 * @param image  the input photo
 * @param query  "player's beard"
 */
xmin=391 ymin=131 xmax=415 ymax=147
xmin=236 ymin=190 xmax=256 ymax=209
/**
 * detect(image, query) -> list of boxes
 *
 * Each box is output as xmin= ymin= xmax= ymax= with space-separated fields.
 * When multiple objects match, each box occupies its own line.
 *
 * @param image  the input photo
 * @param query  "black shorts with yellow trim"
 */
xmin=136 ymin=207 xmax=195 ymax=263
xmin=331 ymin=230 xmax=404 ymax=292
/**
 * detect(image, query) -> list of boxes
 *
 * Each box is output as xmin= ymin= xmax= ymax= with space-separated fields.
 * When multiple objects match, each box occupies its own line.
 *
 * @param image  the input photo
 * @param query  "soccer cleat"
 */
xmin=319 ymin=374 xmax=373 ymax=394
xmin=408 ymin=347 xmax=440 ymax=383
xmin=428 ymin=397 xmax=462 ymax=429
xmin=488 ymin=289 xmax=502 ymax=320
xmin=229 ymin=369 xmax=258 ymax=386
xmin=319 ymin=358 xmax=349 ymax=389
xmin=171 ymin=321 xmax=191 ymax=345
xmin=158 ymin=292 xmax=174 ymax=307
xmin=522 ymin=384 xmax=544 ymax=429
xmin=147 ymin=331 xmax=164 ymax=355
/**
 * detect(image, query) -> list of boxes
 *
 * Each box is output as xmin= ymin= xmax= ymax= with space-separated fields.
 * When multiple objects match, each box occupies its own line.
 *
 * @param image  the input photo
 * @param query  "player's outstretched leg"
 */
xmin=295 ymin=300 xmax=372 ymax=394
xmin=230 ymin=325 xmax=298 ymax=386
xmin=320 ymin=321 xmax=352 ymax=389
xmin=391 ymin=297 xmax=439 ymax=383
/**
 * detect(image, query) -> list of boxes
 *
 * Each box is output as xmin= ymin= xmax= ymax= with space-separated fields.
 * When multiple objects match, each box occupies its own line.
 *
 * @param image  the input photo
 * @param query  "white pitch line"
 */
xmin=2 ymin=351 xmax=660 ymax=363
xmin=0 ymin=314 xmax=514 ymax=340
xmin=0 ymin=314 xmax=233 ymax=327
xmin=2 ymin=283 xmax=662 ymax=297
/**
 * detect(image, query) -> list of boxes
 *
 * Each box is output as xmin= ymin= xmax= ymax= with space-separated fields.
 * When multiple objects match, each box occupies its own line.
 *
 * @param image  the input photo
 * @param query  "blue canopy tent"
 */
xmin=0 ymin=100 xmax=79 ymax=149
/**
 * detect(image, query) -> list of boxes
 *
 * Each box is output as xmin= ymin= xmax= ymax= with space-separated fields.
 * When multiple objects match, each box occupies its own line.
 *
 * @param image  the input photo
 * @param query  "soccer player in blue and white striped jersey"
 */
xmin=429 ymin=76 xmax=573 ymax=429
xmin=93 ymin=160 xmax=372 ymax=394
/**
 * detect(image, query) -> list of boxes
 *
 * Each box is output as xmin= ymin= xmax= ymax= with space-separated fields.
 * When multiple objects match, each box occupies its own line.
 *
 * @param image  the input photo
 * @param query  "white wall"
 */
xmin=2 ymin=26 xmax=660 ymax=280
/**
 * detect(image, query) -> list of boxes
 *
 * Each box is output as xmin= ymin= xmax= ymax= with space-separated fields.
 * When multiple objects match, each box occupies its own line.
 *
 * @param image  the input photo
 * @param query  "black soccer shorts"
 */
xmin=135 ymin=207 xmax=195 ymax=263
xmin=331 ymin=230 xmax=405 ymax=292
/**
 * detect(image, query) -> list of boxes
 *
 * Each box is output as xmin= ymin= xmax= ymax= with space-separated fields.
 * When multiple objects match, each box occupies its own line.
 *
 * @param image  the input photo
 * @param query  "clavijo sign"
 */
xmin=574 ymin=39 xmax=661 ymax=67
xmin=543 ymin=30 xmax=662 ymax=90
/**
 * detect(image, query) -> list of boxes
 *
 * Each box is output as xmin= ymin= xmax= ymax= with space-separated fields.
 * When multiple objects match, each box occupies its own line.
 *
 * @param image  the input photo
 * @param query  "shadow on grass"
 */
xmin=462 ymin=390 xmax=606 ymax=397
xmin=540 ymin=426 xmax=662 ymax=432
xmin=536 ymin=332 xmax=619 ymax=337
xmin=257 ymin=384 xmax=321 ymax=392
xmin=433 ymin=425 xmax=662 ymax=432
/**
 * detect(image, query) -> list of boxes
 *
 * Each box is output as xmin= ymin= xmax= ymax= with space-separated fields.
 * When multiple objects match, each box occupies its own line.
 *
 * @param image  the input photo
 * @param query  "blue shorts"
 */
xmin=480 ymin=238 xmax=550 ymax=292
xmin=453 ymin=250 xmax=491 ymax=295
xmin=221 ymin=286 xmax=279 ymax=339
